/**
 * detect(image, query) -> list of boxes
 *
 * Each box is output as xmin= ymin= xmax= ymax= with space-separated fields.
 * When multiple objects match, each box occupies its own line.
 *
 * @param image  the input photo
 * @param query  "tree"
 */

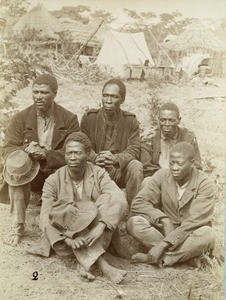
xmin=52 ymin=5 xmax=90 ymax=23
xmin=0 ymin=0 xmax=29 ymax=17
xmin=90 ymin=10 xmax=115 ymax=23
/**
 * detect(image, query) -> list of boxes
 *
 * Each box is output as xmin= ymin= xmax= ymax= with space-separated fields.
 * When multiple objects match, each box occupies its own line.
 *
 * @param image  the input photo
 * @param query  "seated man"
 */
xmin=1 ymin=74 xmax=80 ymax=245
xmin=29 ymin=132 xmax=127 ymax=283
xmin=140 ymin=102 xmax=202 ymax=177
xmin=81 ymin=78 xmax=143 ymax=205
xmin=127 ymin=142 xmax=215 ymax=267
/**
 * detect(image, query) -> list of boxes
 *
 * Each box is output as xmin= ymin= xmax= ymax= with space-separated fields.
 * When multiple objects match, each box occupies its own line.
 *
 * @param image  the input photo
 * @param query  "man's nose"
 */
xmin=35 ymin=93 xmax=42 ymax=99
xmin=70 ymin=153 xmax=76 ymax=159
xmin=171 ymin=163 xmax=179 ymax=170
xmin=106 ymin=97 xmax=112 ymax=103
xmin=165 ymin=119 xmax=170 ymax=125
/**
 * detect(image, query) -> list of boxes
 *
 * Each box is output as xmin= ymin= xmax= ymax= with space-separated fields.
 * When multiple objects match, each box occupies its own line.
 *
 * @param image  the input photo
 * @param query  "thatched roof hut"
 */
xmin=163 ymin=23 xmax=226 ymax=75
xmin=164 ymin=23 xmax=225 ymax=52
xmin=13 ymin=4 xmax=62 ymax=40
xmin=59 ymin=18 xmax=100 ymax=47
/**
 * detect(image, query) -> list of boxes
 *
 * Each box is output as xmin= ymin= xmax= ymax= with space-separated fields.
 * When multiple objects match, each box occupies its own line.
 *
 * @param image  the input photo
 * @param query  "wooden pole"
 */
xmin=67 ymin=20 xmax=104 ymax=67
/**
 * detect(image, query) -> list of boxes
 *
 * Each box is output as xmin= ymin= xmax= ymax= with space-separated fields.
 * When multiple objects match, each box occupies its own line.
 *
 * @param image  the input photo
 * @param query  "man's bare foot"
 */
xmin=3 ymin=224 xmax=25 ymax=246
xmin=131 ymin=253 xmax=149 ymax=263
xmin=77 ymin=263 xmax=95 ymax=281
xmin=97 ymin=256 xmax=127 ymax=284
xmin=3 ymin=234 xmax=21 ymax=246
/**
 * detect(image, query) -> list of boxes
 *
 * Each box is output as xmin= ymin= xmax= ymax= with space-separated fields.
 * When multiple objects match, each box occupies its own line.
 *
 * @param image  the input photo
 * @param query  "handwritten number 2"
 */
xmin=32 ymin=271 xmax=38 ymax=280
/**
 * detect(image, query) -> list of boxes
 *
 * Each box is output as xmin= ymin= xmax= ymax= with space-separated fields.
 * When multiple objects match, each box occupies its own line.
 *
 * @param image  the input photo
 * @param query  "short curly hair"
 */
xmin=159 ymin=102 xmax=180 ymax=118
xmin=170 ymin=142 xmax=195 ymax=161
xmin=102 ymin=78 xmax=126 ymax=101
xmin=64 ymin=132 xmax=92 ymax=154
xmin=33 ymin=74 xmax=58 ymax=93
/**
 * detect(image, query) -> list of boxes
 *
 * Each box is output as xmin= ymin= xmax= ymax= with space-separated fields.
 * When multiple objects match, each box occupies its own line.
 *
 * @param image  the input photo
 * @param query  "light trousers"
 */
xmin=127 ymin=215 xmax=215 ymax=266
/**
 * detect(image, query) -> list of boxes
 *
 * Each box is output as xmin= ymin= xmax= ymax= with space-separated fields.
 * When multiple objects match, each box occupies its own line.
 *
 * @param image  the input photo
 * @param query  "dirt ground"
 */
xmin=0 ymin=78 xmax=225 ymax=300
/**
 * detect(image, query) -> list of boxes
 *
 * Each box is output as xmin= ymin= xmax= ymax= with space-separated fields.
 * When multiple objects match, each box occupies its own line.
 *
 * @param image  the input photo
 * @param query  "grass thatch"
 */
xmin=13 ymin=4 xmax=62 ymax=40
xmin=163 ymin=22 xmax=225 ymax=52
xmin=59 ymin=18 xmax=102 ymax=47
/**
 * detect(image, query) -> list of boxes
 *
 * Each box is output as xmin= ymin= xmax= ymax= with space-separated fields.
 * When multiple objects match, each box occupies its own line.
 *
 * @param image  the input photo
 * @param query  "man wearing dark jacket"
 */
xmin=1 ymin=74 xmax=80 ymax=245
xmin=81 ymin=78 xmax=143 ymax=205
xmin=140 ymin=102 xmax=202 ymax=177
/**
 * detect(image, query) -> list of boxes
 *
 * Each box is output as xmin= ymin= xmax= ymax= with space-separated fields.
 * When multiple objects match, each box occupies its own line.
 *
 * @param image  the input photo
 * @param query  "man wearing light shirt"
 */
xmin=127 ymin=142 xmax=215 ymax=267
xmin=140 ymin=102 xmax=202 ymax=177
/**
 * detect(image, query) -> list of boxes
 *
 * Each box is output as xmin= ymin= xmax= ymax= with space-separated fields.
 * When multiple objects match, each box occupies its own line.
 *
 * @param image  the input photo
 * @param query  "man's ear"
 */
xmin=121 ymin=98 xmax=125 ymax=105
xmin=190 ymin=158 xmax=195 ymax=164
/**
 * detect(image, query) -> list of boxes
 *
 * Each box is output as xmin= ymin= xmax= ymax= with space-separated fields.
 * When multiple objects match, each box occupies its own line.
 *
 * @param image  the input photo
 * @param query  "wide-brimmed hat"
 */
xmin=3 ymin=150 xmax=40 ymax=186
xmin=49 ymin=200 xmax=98 ymax=238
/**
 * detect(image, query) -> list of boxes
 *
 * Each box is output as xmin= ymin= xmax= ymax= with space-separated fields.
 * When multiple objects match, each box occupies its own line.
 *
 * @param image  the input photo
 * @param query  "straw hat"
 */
xmin=3 ymin=150 xmax=40 ymax=186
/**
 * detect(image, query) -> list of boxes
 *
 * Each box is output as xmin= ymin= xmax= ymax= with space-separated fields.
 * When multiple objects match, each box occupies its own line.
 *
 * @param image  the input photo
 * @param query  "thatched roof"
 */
xmin=163 ymin=23 xmax=225 ymax=52
xmin=59 ymin=18 xmax=107 ymax=47
xmin=13 ymin=4 xmax=62 ymax=40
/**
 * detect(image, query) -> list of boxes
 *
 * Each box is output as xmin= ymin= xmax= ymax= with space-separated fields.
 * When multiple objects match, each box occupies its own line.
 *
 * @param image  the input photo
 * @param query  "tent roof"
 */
xmin=96 ymin=30 xmax=154 ymax=76
xmin=163 ymin=23 xmax=225 ymax=52
xmin=13 ymin=4 xmax=62 ymax=40
xmin=59 ymin=18 xmax=105 ymax=47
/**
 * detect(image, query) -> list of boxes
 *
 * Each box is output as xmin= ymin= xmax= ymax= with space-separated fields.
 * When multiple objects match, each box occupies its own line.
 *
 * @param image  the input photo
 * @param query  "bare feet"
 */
xmin=3 ymin=224 xmax=25 ymax=246
xmin=131 ymin=253 xmax=149 ymax=263
xmin=77 ymin=263 xmax=95 ymax=281
xmin=3 ymin=234 xmax=21 ymax=246
xmin=97 ymin=256 xmax=127 ymax=284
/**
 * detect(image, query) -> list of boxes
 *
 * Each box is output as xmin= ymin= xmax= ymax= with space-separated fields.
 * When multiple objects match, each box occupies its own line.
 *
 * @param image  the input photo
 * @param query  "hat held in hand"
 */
xmin=3 ymin=150 xmax=40 ymax=186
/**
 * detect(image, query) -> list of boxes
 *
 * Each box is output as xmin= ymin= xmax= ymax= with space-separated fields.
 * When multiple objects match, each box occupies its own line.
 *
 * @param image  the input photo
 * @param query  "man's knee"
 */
xmin=126 ymin=160 xmax=143 ymax=175
xmin=193 ymin=226 xmax=216 ymax=248
xmin=141 ymin=176 xmax=152 ymax=189
xmin=127 ymin=215 xmax=149 ymax=236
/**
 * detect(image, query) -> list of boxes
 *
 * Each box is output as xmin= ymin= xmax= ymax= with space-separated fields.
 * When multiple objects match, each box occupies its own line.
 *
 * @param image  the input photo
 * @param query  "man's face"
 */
xmin=169 ymin=151 xmax=193 ymax=183
xmin=102 ymin=84 xmax=123 ymax=115
xmin=32 ymin=84 xmax=56 ymax=112
xmin=159 ymin=110 xmax=180 ymax=138
xmin=65 ymin=141 xmax=88 ymax=173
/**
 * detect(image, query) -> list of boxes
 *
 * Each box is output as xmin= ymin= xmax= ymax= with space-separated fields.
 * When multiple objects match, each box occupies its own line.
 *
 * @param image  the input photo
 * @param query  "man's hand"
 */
xmin=84 ymin=222 xmax=106 ymax=247
xmin=65 ymin=236 xmax=85 ymax=249
xmin=25 ymin=142 xmax=46 ymax=161
xmin=95 ymin=154 xmax=106 ymax=167
xmin=148 ymin=241 xmax=170 ymax=264
xmin=98 ymin=151 xmax=119 ymax=167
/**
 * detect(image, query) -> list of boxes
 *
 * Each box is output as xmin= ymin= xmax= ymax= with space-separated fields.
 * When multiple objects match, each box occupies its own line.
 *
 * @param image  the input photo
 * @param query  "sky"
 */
xmin=33 ymin=0 xmax=226 ymax=21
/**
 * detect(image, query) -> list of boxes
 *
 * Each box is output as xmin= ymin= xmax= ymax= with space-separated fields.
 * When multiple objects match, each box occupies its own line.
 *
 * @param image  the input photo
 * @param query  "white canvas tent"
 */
xmin=96 ymin=30 xmax=154 ymax=77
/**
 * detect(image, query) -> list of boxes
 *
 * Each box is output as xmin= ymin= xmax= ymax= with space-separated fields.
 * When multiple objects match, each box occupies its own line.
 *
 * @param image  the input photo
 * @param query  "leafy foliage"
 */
xmin=0 ymin=0 xmax=29 ymax=17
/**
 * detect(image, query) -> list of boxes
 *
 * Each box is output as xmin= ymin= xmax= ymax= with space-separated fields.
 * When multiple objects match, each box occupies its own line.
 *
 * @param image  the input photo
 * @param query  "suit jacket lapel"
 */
xmin=25 ymin=105 xmax=39 ymax=142
xmin=166 ymin=173 xmax=179 ymax=209
xmin=51 ymin=104 xmax=68 ymax=149
xmin=64 ymin=167 xmax=74 ymax=198
xmin=152 ymin=130 xmax=161 ymax=164
xmin=178 ymin=167 xmax=197 ymax=209
xmin=82 ymin=164 xmax=94 ymax=201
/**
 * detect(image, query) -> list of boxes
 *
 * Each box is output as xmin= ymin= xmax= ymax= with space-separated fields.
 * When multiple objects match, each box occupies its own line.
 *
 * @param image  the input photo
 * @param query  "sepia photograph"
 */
xmin=0 ymin=0 xmax=225 ymax=299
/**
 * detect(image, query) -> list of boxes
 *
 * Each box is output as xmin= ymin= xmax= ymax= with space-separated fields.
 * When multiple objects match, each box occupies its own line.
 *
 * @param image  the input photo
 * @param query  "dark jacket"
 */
xmin=140 ymin=127 xmax=202 ymax=177
xmin=2 ymin=103 xmax=80 ymax=170
xmin=131 ymin=167 xmax=215 ymax=250
xmin=80 ymin=108 xmax=141 ymax=170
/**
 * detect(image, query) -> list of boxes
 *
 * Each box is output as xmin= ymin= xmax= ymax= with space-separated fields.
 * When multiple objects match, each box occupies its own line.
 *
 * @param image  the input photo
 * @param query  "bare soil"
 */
xmin=0 ymin=78 xmax=225 ymax=300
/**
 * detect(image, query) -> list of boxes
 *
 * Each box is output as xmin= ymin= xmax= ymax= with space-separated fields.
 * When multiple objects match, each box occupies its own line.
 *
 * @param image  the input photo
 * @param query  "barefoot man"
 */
xmin=127 ymin=142 xmax=215 ymax=267
xmin=29 ymin=132 xmax=127 ymax=283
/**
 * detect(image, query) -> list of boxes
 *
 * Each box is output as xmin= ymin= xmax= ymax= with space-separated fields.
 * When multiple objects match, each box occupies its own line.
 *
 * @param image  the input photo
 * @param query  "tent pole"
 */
xmin=67 ymin=20 xmax=104 ymax=67
xmin=146 ymin=26 xmax=174 ymax=66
